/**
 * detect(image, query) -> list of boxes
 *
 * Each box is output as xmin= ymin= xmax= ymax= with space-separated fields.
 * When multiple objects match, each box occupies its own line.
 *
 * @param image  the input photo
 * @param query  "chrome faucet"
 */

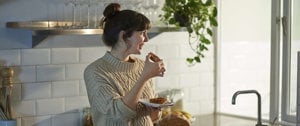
xmin=232 ymin=90 xmax=267 ymax=126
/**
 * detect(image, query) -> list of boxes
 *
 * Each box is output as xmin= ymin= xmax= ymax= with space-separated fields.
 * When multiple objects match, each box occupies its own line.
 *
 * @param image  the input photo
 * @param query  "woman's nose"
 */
xmin=144 ymin=34 xmax=149 ymax=42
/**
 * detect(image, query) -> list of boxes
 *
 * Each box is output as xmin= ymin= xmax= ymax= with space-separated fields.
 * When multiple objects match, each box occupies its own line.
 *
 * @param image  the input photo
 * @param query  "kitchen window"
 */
xmin=217 ymin=0 xmax=298 ymax=124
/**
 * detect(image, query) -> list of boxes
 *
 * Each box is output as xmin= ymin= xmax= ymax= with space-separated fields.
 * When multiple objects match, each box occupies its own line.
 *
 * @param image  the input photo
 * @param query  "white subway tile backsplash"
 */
xmin=51 ymin=48 xmax=79 ymax=64
xmin=13 ymin=66 xmax=36 ymax=83
xmin=183 ymin=100 xmax=215 ymax=115
xmin=199 ymin=100 xmax=215 ymax=115
xmin=165 ymin=58 xmax=213 ymax=75
xmin=65 ymin=96 xmax=89 ymax=112
xmin=183 ymin=101 xmax=200 ymax=116
xmin=79 ymin=47 xmax=107 ymax=63
xmin=0 ymin=29 xmax=215 ymax=126
xmin=51 ymin=112 xmax=80 ymax=126
xmin=0 ymin=49 xmax=21 ymax=66
xmin=138 ymin=44 xmax=156 ymax=60
xmin=22 ymin=82 xmax=51 ymax=100
xmin=198 ymin=72 xmax=215 ymax=86
xmin=21 ymin=49 xmax=50 ymax=65
xmin=14 ymin=100 xmax=36 ymax=117
xmin=164 ymin=60 xmax=185 ymax=74
xmin=36 ymin=65 xmax=65 ymax=82
xmin=157 ymin=44 xmax=180 ymax=59
xmin=155 ymin=74 xmax=180 ymax=89
xmin=180 ymin=73 xmax=202 ymax=88
xmin=52 ymin=81 xmax=80 ymax=97
xmin=179 ymin=44 xmax=196 ymax=58
xmin=65 ymin=64 xmax=87 ymax=80
xmin=37 ymin=98 xmax=64 ymax=115
xmin=21 ymin=116 xmax=51 ymax=126
xmin=148 ymin=32 xmax=189 ymax=45
xmin=181 ymin=88 xmax=190 ymax=101
xmin=190 ymin=86 xmax=214 ymax=101
xmin=12 ymin=83 xmax=22 ymax=101
xmin=179 ymin=44 xmax=214 ymax=62
xmin=197 ymin=61 xmax=214 ymax=72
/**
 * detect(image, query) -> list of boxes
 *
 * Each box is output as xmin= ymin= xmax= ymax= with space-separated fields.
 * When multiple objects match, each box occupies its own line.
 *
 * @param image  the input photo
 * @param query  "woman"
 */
xmin=84 ymin=3 xmax=166 ymax=126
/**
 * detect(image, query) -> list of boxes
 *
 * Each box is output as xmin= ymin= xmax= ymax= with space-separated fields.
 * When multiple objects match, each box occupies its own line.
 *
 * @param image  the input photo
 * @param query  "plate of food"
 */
xmin=139 ymin=97 xmax=174 ymax=108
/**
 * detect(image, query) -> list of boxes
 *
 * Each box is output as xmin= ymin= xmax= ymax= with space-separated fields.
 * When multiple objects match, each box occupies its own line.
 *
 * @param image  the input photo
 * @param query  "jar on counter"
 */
xmin=169 ymin=89 xmax=184 ymax=111
xmin=82 ymin=107 xmax=93 ymax=126
xmin=158 ymin=88 xmax=185 ymax=111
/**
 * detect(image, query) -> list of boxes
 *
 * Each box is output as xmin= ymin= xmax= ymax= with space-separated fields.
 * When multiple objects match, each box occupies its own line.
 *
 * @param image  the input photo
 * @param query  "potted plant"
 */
xmin=160 ymin=0 xmax=218 ymax=64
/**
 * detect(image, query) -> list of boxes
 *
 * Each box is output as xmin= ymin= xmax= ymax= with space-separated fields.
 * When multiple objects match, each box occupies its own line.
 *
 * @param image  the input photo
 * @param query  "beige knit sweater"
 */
xmin=84 ymin=52 xmax=156 ymax=126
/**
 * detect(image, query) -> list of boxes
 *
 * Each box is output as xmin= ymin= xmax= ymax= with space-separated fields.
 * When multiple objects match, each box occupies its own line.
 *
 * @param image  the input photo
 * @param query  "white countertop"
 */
xmin=191 ymin=113 xmax=291 ymax=126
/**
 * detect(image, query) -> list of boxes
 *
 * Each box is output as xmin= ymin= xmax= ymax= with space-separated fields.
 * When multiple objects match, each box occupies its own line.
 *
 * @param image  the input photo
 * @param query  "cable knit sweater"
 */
xmin=84 ymin=52 xmax=156 ymax=126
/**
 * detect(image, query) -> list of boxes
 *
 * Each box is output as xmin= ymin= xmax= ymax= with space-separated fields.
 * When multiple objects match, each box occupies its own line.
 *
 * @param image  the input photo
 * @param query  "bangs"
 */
xmin=135 ymin=13 xmax=151 ymax=31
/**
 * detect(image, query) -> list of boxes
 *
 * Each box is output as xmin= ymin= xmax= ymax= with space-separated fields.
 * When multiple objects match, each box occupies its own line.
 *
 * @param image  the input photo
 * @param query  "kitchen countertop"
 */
xmin=191 ymin=113 xmax=293 ymax=126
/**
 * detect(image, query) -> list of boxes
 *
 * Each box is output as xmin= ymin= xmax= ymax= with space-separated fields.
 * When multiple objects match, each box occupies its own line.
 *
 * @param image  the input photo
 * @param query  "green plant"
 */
xmin=160 ymin=0 xmax=218 ymax=64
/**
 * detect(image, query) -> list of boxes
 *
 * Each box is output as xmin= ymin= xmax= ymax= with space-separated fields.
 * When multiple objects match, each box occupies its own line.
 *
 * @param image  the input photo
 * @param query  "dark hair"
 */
xmin=100 ymin=3 xmax=151 ymax=47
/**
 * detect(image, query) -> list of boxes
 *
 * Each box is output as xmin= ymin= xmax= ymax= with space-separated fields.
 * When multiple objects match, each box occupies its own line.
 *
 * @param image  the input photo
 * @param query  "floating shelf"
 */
xmin=6 ymin=21 xmax=184 ymax=47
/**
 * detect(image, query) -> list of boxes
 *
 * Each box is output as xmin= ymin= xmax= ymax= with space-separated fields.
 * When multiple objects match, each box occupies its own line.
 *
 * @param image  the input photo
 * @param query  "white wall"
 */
xmin=0 ymin=0 xmax=215 ymax=126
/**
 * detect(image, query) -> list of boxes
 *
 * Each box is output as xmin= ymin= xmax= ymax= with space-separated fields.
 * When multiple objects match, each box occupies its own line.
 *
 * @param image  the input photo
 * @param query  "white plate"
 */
xmin=139 ymin=99 xmax=174 ymax=108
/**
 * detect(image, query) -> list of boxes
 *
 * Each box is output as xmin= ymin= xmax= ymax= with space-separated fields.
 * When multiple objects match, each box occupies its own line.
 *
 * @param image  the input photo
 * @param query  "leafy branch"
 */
xmin=160 ymin=0 xmax=218 ymax=65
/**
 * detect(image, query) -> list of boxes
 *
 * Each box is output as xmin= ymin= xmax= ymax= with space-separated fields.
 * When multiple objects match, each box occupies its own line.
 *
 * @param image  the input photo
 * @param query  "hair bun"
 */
xmin=103 ymin=3 xmax=121 ymax=19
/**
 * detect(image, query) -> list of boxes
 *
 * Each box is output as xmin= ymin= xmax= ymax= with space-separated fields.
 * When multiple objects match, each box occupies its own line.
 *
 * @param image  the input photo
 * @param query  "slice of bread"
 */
xmin=149 ymin=97 xmax=167 ymax=104
xmin=149 ymin=52 xmax=161 ymax=62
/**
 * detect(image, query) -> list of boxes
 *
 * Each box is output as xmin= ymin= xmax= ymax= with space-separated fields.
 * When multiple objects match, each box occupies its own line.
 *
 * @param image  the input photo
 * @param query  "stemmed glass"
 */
xmin=77 ymin=0 xmax=85 ymax=28
xmin=128 ymin=0 xmax=143 ymax=11
xmin=78 ymin=0 xmax=90 ymax=28
xmin=92 ymin=1 xmax=103 ymax=28
xmin=70 ymin=0 xmax=79 ymax=28
xmin=63 ymin=0 xmax=71 ymax=28
xmin=141 ymin=0 xmax=151 ymax=18
xmin=149 ymin=0 xmax=162 ymax=26
xmin=86 ymin=0 xmax=91 ymax=28
xmin=60 ymin=0 xmax=163 ymax=29
xmin=63 ymin=0 xmax=80 ymax=29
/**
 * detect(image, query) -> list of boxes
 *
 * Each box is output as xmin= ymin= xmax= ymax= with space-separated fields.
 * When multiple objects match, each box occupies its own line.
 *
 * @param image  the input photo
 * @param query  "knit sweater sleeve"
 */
xmin=84 ymin=64 xmax=137 ymax=120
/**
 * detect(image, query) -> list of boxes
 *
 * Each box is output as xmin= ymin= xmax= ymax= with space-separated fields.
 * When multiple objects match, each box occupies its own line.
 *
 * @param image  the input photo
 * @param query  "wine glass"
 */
xmin=70 ymin=0 xmax=79 ymax=28
xmin=149 ymin=0 xmax=162 ymax=26
xmin=63 ymin=0 xmax=72 ymax=28
xmin=141 ymin=0 xmax=151 ymax=18
xmin=77 ymin=0 xmax=86 ymax=28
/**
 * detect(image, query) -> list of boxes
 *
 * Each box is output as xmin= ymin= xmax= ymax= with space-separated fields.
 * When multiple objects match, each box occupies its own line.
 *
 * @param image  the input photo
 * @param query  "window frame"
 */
xmin=281 ymin=0 xmax=297 ymax=123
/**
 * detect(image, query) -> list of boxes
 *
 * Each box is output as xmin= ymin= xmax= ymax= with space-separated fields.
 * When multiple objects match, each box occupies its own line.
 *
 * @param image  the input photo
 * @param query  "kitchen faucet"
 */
xmin=232 ymin=90 xmax=267 ymax=126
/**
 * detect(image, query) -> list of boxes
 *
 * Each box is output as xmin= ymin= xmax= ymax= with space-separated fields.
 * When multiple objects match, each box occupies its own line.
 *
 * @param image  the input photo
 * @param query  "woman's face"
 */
xmin=125 ymin=30 xmax=149 ymax=54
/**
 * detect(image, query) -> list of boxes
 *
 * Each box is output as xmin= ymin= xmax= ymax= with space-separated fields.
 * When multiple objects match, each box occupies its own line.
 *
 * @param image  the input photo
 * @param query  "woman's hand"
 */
xmin=141 ymin=53 xmax=166 ymax=80
xmin=149 ymin=107 xmax=162 ymax=122
xmin=122 ymin=53 xmax=166 ymax=110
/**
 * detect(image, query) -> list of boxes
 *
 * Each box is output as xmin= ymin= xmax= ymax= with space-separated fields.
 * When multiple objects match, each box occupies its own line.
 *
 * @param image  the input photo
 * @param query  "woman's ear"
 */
xmin=118 ymin=30 xmax=126 ymax=42
xmin=117 ymin=30 xmax=129 ymax=48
